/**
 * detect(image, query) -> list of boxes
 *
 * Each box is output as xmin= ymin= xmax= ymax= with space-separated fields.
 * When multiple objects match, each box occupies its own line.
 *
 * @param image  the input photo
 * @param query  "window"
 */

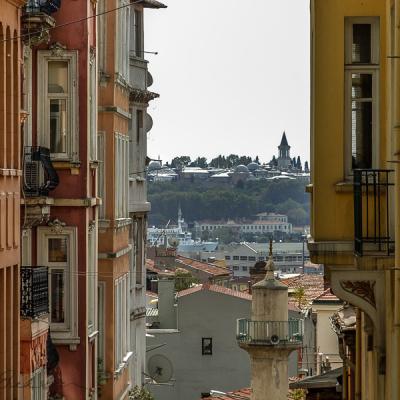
xmin=37 ymin=50 xmax=78 ymax=160
xmin=248 ymin=256 xmax=256 ymax=261
xmin=89 ymin=51 xmax=97 ymax=161
xmin=97 ymin=132 xmax=106 ymax=219
xmin=233 ymin=256 xmax=239 ymax=260
xmin=224 ymin=255 xmax=231 ymax=260
xmin=115 ymin=274 xmax=130 ymax=371
xmin=135 ymin=217 xmax=145 ymax=285
xmin=115 ymin=133 xmax=129 ymax=218
xmin=88 ymin=223 xmax=97 ymax=334
xmin=233 ymin=266 xmax=239 ymax=271
xmin=345 ymin=18 xmax=380 ymax=174
xmin=134 ymin=9 xmax=143 ymax=58
xmin=242 ymin=266 xmax=248 ymax=271
xmin=116 ymin=0 xmax=130 ymax=80
xmin=136 ymin=110 xmax=143 ymax=143
xmin=240 ymin=256 xmax=247 ymax=261
xmin=202 ymin=338 xmax=212 ymax=355
xmin=37 ymin=226 xmax=78 ymax=345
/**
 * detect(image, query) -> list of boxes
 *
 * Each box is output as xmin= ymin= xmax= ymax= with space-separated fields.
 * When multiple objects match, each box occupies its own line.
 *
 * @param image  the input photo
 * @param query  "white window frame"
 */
xmin=89 ymin=50 xmax=97 ymax=161
xmin=97 ymin=132 xmax=106 ymax=219
xmin=344 ymin=17 xmax=380 ymax=178
xmin=114 ymin=133 xmax=129 ymax=218
xmin=114 ymin=273 xmax=131 ymax=373
xmin=116 ymin=0 xmax=130 ymax=80
xmin=37 ymin=226 xmax=79 ymax=346
xmin=37 ymin=50 xmax=78 ymax=161
xmin=88 ymin=222 xmax=98 ymax=334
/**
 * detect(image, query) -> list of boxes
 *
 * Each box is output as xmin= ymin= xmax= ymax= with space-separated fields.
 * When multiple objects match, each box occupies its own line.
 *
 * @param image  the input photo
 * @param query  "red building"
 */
xmin=21 ymin=0 xmax=98 ymax=398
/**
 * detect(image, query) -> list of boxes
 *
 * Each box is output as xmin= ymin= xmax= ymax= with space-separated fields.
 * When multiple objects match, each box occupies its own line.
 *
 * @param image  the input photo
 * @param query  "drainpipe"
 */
xmin=392 ymin=1 xmax=400 ymax=399
xmin=355 ymin=308 xmax=361 ymax=400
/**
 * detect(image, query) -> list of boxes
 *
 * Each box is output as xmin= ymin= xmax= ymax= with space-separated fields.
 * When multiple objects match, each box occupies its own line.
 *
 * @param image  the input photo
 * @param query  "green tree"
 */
xmin=171 ymin=156 xmax=191 ymax=169
xmin=293 ymin=287 xmax=308 ymax=309
xmin=129 ymin=386 xmax=154 ymax=400
xmin=190 ymin=157 xmax=208 ymax=168
xmin=174 ymin=268 xmax=199 ymax=291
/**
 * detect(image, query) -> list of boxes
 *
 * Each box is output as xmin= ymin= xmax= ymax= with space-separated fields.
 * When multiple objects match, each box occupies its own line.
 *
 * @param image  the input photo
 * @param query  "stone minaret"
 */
xmin=277 ymin=131 xmax=291 ymax=169
xmin=237 ymin=241 xmax=302 ymax=400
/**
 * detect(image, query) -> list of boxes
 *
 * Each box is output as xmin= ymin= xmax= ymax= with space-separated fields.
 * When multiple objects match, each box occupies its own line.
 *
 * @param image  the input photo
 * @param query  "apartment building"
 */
xmin=0 ymin=1 xmax=24 ymax=399
xmin=308 ymin=0 xmax=400 ymax=398
xmin=97 ymin=0 xmax=165 ymax=396
xmin=20 ymin=1 xmax=98 ymax=398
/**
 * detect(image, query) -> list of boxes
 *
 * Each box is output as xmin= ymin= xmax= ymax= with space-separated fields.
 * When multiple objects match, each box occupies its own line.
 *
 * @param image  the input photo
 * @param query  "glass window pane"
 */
xmin=352 ymin=24 xmax=371 ymax=63
xmin=48 ymin=61 xmax=68 ymax=93
xmin=48 ymin=238 xmax=68 ymax=262
xmin=352 ymin=101 xmax=372 ymax=169
xmin=50 ymin=99 xmax=67 ymax=154
xmin=51 ymin=270 xmax=65 ymax=323
xmin=352 ymin=73 xmax=372 ymax=99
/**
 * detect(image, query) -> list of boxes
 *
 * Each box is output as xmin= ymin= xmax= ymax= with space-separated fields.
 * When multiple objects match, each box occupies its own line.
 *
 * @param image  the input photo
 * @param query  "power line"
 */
xmin=1 ymin=0 xmax=159 ymax=49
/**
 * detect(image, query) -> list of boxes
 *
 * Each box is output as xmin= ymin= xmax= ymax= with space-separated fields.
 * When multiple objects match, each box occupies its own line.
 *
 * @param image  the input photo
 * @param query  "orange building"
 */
xmin=0 ymin=1 xmax=24 ymax=399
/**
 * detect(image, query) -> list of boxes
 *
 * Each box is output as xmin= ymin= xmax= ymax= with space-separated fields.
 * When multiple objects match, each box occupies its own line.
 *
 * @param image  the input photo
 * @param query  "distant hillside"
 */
xmin=148 ymin=179 xmax=309 ymax=227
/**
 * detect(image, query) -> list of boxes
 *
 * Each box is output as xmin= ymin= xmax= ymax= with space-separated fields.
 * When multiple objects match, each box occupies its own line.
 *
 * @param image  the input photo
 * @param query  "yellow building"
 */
xmin=309 ymin=0 xmax=400 ymax=399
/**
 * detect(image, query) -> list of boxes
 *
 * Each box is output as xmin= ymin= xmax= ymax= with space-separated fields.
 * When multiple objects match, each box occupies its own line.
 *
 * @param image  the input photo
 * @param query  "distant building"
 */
xmin=277 ymin=131 xmax=292 ymax=169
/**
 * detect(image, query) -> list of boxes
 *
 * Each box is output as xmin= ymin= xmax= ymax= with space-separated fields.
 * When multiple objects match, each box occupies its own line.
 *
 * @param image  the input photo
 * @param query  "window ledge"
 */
xmin=335 ymin=181 xmax=354 ymax=193
xmin=0 ymin=168 xmax=22 ymax=176
xmin=114 ymin=351 xmax=133 ymax=378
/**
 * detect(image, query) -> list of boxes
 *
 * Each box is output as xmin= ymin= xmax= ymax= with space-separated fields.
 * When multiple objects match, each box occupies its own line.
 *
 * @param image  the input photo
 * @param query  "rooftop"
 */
xmin=176 ymin=255 xmax=230 ymax=277
xmin=178 ymin=283 xmax=252 ymax=301
xmin=200 ymin=388 xmax=251 ymax=399
xmin=313 ymin=288 xmax=341 ymax=304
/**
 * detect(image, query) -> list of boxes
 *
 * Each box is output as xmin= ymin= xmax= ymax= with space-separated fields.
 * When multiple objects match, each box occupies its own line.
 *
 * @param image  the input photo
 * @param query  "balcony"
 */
xmin=20 ymin=267 xmax=49 ymax=319
xmin=22 ymin=0 xmax=62 ymax=44
xmin=353 ymin=169 xmax=394 ymax=256
xmin=23 ymin=146 xmax=59 ymax=197
xmin=236 ymin=319 xmax=303 ymax=346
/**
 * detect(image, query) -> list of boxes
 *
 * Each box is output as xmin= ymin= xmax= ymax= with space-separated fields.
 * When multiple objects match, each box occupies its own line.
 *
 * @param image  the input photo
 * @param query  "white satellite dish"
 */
xmin=168 ymin=236 xmax=179 ymax=248
xmin=148 ymin=354 xmax=173 ymax=383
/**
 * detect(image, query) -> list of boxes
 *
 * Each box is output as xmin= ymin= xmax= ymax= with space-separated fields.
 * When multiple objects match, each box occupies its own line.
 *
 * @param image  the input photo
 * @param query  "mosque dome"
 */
xmin=247 ymin=162 xmax=259 ymax=172
xmin=148 ymin=160 xmax=162 ymax=171
xmin=235 ymin=164 xmax=249 ymax=173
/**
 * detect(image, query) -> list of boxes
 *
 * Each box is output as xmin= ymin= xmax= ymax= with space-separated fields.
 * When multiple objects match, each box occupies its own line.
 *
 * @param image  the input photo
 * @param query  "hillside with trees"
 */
xmin=148 ymin=179 xmax=309 ymax=229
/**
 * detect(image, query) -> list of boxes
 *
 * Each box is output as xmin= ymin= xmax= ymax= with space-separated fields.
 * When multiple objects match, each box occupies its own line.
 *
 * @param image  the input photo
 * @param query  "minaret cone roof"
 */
xmin=279 ymin=132 xmax=289 ymax=147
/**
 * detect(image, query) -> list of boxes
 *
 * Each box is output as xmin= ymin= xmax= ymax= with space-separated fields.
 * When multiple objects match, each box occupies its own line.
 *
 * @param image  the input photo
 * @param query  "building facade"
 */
xmin=0 ymin=1 xmax=24 ymax=398
xmin=308 ymin=0 xmax=400 ymax=399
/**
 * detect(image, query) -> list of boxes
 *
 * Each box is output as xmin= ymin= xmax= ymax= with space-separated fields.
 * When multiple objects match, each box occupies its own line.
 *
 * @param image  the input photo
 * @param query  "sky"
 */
xmin=144 ymin=0 xmax=310 ymax=166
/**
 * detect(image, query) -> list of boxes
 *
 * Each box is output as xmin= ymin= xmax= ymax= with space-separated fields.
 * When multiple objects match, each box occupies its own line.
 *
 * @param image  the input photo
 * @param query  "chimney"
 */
xmin=158 ymin=276 xmax=176 ymax=329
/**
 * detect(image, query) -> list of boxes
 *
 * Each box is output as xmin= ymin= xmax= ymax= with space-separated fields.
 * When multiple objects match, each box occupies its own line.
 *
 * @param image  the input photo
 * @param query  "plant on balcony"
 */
xmin=288 ymin=389 xmax=306 ymax=400
xmin=129 ymin=386 xmax=154 ymax=400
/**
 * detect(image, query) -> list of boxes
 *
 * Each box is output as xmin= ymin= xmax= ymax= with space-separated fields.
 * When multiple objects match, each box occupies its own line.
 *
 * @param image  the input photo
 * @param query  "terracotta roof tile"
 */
xmin=313 ymin=288 xmax=341 ymax=303
xmin=176 ymin=255 xmax=230 ymax=277
xmin=178 ymin=284 xmax=252 ymax=301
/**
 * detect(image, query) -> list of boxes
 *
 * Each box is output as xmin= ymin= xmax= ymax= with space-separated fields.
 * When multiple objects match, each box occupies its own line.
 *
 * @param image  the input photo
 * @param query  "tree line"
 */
xmin=169 ymin=154 xmax=261 ymax=169
xmin=148 ymin=179 xmax=309 ymax=228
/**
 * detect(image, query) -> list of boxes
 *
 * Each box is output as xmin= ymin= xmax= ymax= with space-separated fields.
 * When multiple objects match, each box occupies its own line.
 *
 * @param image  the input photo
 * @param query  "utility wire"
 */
xmin=1 ymin=0 xmax=159 ymax=51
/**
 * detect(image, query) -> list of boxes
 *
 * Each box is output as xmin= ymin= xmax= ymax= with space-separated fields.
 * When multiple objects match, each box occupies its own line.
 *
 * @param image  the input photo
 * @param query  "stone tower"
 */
xmin=277 ymin=131 xmax=291 ymax=169
xmin=237 ymin=242 xmax=302 ymax=400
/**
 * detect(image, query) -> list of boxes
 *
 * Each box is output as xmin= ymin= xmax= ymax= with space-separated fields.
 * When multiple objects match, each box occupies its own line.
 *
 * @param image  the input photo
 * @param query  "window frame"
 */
xmin=37 ymin=226 xmax=79 ymax=346
xmin=202 ymin=337 xmax=213 ymax=356
xmin=344 ymin=17 xmax=380 ymax=178
xmin=88 ymin=222 xmax=98 ymax=335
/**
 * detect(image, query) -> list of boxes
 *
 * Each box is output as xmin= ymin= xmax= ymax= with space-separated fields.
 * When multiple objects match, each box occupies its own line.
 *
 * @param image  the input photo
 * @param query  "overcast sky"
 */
xmin=144 ymin=0 xmax=310 ymax=165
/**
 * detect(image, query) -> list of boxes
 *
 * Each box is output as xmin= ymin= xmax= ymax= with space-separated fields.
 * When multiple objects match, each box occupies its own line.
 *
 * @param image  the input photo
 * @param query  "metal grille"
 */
xmin=21 ymin=267 xmax=49 ymax=319
xmin=353 ymin=169 xmax=394 ymax=256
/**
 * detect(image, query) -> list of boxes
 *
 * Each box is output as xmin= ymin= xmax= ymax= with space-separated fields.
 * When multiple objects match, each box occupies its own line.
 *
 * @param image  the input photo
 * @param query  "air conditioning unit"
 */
xmin=270 ymin=334 xmax=280 ymax=345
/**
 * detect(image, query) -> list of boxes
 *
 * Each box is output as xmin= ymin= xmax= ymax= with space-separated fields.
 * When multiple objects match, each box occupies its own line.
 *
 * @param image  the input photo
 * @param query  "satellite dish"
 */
xmin=145 ymin=113 xmax=153 ymax=133
xmin=148 ymin=354 xmax=173 ymax=383
xmin=168 ymin=237 xmax=179 ymax=248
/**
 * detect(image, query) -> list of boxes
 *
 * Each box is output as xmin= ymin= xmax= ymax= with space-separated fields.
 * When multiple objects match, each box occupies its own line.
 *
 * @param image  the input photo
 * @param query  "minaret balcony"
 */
xmin=236 ymin=318 xmax=303 ymax=346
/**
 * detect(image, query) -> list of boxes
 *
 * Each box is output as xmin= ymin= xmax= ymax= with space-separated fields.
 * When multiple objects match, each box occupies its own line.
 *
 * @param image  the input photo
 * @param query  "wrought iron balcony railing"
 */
xmin=23 ymin=0 xmax=61 ymax=15
xmin=23 ymin=146 xmax=59 ymax=197
xmin=21 ymin=267 xmax=49 ymax=319
xmin=353 ymin=169 xmax=394 ymax=256
xmin=236 ymin=319 xmax=303 ymax=346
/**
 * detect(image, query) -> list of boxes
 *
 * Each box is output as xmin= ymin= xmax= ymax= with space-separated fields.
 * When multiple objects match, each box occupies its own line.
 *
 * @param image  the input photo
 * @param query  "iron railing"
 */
xmin=236 ymin=319 xmax=303 ymax=345
xmin=23 ymin=0 xmax=61 ymax=14
xmin=21 ymin=267 xmax=49 ymax=319
xmin=23 ymin=146 xmax=59 ymax=197
xmin=353 ymin=169 xmax=394 ymax=256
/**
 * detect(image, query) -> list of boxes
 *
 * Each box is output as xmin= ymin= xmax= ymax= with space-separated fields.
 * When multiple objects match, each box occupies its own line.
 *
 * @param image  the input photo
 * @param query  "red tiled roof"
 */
xmin=199 ymin=388 xmax=251 ymax=399
xmin=146 ymin=259 xmax=174 ymax=275
xmin=178 ymin=284 xmax=301 ymax=313
xmin=176 ymin=255 xmax=230 ymax=277
xmin=313 ymin=288 xmax=341 ymax=303
xmin=280 ymin=274 xmax=325 ymax=309
xmin=178 ymin=284 xmax=252 ymax=301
